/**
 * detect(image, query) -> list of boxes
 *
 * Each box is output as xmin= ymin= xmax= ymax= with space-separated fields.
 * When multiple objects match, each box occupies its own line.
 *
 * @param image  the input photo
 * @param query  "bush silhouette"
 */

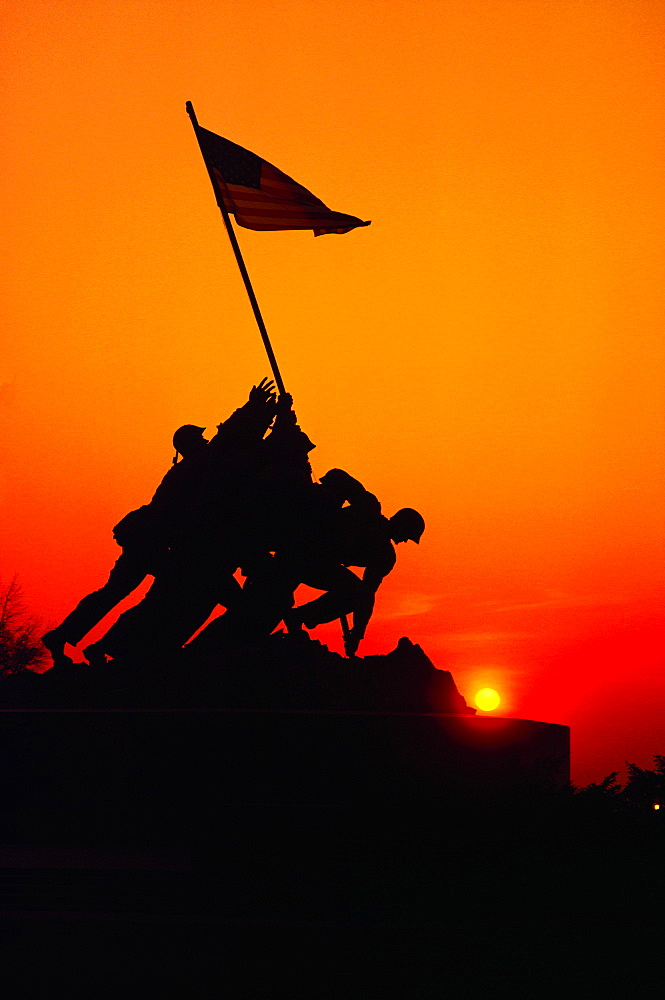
xmin=0 ymin=575 xmax=49 ymax=675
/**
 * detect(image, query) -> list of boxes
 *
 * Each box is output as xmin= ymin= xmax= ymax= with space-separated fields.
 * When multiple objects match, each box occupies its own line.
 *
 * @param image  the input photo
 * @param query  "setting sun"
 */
xmin=475 ymin=689 xmax=501 ymax=712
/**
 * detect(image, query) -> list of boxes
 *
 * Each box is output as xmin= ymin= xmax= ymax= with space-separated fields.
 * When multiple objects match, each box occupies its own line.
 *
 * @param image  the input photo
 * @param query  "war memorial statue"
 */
xmin=33 ymin=379 xmax=470 ymax=715
xmin=10 ymin=108 xmax=569 ymax=795
xmin=31 ymin=110 xmax=471 ymax=713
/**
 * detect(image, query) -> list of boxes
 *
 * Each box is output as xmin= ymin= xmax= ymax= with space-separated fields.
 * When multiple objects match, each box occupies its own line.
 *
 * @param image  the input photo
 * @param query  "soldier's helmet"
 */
xmin=389 ymin=508 xmax=425 ymax=544
xmin=172 ymin=425 xmax=206 ymax=457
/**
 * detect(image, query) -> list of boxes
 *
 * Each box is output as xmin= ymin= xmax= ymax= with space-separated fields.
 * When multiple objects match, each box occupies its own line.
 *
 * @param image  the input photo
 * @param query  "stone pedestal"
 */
xmin=0 ymin=710 xmax=569 ymax=835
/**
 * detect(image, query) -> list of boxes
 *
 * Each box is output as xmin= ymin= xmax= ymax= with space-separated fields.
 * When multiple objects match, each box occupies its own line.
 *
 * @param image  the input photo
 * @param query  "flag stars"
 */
xmin=200 ymin=130 xmax=262 ymax=188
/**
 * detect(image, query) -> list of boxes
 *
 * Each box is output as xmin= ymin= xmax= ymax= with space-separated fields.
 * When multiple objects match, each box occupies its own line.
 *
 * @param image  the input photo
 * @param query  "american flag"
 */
xmin=196 ymin=127 xmax=370 ymax=237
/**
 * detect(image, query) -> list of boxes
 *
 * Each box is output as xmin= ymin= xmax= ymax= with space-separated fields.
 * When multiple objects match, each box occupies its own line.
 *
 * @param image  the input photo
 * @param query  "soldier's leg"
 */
xmin=42 ymin=550 xmax=148 ymax=656
xmin=294 ymin=565 xmax=373 ymax=629
xmin=215 ymin=553 xmax=297 ymax=641
xmin=90 ymin=550 xmax=242 ymax=662
xmin=217 ymin=574 xmax=243 ymax=611
xmin=92 ymin=563 xmax=215 ymax=661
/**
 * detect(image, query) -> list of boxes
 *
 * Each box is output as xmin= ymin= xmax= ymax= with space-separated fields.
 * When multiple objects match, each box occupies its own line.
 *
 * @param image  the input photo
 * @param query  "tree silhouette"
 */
xmin=622 ymin=756 xmax=665 ymax=809
xmin=0 ymin=575 xmax=49 ymax=675
xmin=577 ymin=771 xmax=622 ymax=801
xmin=575 ymin=756 xmax=665 ymax=812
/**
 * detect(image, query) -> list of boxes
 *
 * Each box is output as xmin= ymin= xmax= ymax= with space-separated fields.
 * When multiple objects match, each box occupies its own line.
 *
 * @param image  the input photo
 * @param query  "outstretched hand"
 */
xmin=249 ymin=378 xmax=277 ymax=406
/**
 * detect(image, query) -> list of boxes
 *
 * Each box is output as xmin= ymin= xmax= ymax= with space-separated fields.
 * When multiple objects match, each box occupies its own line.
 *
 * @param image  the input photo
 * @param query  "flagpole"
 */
xmin=185 ymin=101 xmax=286 ymax=395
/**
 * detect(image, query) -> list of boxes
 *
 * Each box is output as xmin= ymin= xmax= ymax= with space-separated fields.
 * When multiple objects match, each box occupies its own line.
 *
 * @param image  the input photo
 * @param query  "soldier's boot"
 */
xmin=282 ymin=608 xmax=308 ymax=639
xmin=42 ymin=629 xmax=76 ymax=667
xmin=42 ymin=629 xmax=66 ymax=655
xmin=83 ymin=642 xmax=110 ymax=668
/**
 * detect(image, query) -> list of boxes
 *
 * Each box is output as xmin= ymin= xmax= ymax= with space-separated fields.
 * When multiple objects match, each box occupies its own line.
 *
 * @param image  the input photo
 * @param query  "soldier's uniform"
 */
xmin=43 ymin=385 xmax=276 ymax=661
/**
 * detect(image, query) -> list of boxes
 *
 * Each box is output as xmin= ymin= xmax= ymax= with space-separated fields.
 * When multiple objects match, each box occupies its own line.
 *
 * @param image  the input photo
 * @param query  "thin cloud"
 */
xmin=482 ymin=592 xmax=632 ymax=614
xmin=442 ymin=631 xmax=535 ymax=642
xmin=375 ymin=591 xmax=440 ymax=620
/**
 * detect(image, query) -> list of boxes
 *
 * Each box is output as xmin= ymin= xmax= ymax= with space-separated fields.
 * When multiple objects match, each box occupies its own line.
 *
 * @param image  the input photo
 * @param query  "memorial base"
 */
xmin=0 ymin=709 xmax=568 ymax=845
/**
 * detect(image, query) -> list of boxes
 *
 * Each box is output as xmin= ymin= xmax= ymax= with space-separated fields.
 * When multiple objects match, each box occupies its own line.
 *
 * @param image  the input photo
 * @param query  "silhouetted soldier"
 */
xmin=42 ymin=379 xmax=276 ymax=665
xmin=280 ymin=470 xmax=425 ymax=656
xmin=81 ymin=379 xmax=281 ymax=662
xmin=201 ymin=391 xmax=318 ymax=644
xmin=247 ymin=391 xmax=316 ymax=557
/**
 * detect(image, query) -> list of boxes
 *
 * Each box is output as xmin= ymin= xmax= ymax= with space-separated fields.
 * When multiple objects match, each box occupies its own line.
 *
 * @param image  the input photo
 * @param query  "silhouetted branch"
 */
xmin=0 ymin=575 xmax=49 ymax=675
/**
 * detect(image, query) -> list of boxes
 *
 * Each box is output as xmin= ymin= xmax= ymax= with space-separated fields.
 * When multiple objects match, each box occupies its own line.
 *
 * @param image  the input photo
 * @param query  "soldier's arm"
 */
xmin=211 ymin=379 xmax=277 ymax=449
xmin=319 ymin=469 xmax=381 ymax=515
xmin=345 ymin=586 xmax=376 ymax=657
xmin=262 ymin=391 xmax=296 ymax=440
xmin=263 ymin=392 xmax=316 ymax=462
xmin=346 ymin=551 xmax=396 ymax=655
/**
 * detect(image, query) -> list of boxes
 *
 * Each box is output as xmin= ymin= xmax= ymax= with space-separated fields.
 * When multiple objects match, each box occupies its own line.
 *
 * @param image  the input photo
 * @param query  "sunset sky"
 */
xmin=2 ymin=0 xmax=663 ymax=784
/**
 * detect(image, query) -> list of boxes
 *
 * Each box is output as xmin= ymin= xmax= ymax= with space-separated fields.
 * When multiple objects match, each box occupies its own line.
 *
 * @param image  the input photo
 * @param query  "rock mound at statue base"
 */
xmin=1 ymin=634 xmax=474 ymax=713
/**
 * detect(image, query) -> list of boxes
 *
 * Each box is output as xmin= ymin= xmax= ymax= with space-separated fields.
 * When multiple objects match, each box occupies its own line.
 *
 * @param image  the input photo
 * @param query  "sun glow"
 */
xmin=475 ymin=688 xmax=501 ymax=712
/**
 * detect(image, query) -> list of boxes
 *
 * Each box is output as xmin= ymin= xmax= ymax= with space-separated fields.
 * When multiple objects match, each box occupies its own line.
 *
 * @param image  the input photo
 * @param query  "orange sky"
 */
xmin=1 ymin=0 xmax=663 ymax=784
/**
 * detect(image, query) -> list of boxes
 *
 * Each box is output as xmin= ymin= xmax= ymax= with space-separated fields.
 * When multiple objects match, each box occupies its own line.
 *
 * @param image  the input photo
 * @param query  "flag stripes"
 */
xmin=196 ymin=127 xmax=370 ymax=236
